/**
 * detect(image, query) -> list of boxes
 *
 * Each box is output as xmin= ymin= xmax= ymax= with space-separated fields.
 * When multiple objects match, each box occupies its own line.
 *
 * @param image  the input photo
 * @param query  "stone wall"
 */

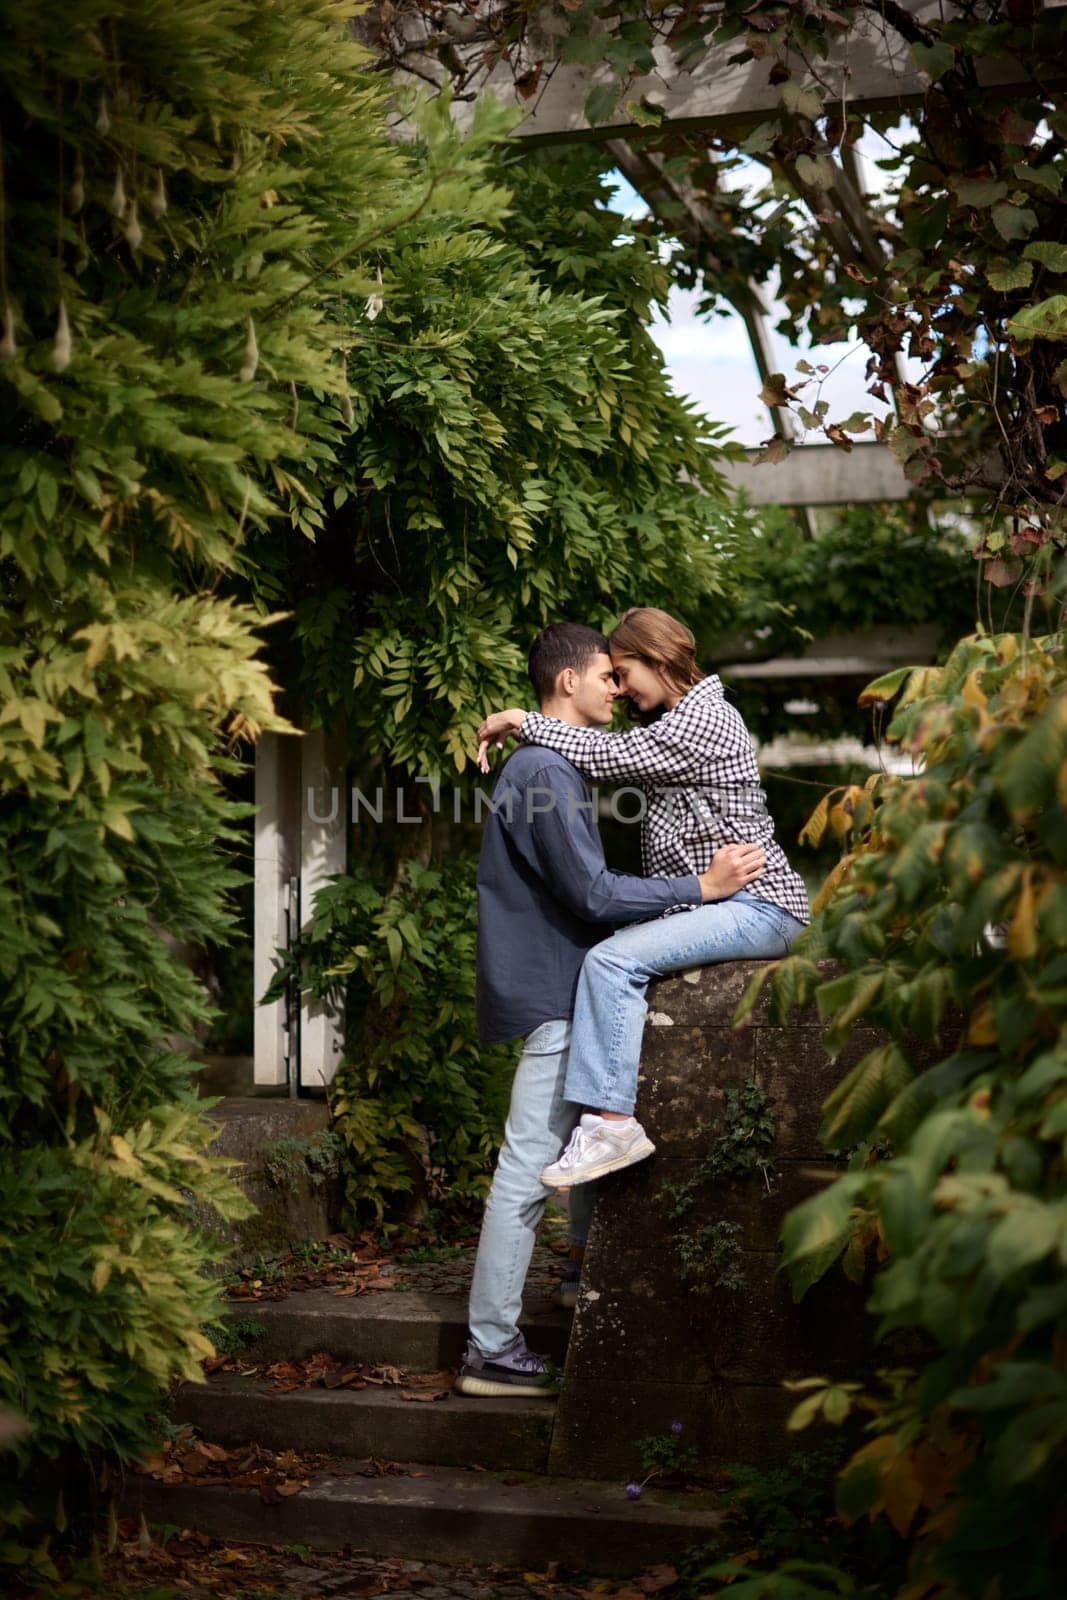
xmin=549 ymin=959 xmax=881 ymax=1480
xmin=193 ymin=1098 xmax=344 ymax=1261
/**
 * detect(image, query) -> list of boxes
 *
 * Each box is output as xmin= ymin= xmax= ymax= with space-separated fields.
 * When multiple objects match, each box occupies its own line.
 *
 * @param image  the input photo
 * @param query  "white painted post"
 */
xmin=253 ymin=732 xmax=301 ymax=1087
xmin=300 ymin=728 xmax=347 ymax=1088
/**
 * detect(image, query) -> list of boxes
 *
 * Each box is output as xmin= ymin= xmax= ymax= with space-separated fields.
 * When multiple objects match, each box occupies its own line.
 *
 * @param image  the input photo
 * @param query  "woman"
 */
xmin=476 ymin=606 xmax=809 ymax=1189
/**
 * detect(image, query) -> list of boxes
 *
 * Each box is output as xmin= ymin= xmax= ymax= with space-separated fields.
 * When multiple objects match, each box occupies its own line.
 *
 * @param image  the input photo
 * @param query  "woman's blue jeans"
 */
xmin=468 ymin=1019 xmax=595 ymax=1357
xmin=564 ymin=890 xmax=806 ymax=1115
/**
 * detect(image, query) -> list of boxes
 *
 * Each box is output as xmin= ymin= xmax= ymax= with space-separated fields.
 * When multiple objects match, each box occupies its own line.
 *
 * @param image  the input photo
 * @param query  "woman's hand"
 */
xmin=697 ymin=843 xmax=766 ymax=902
xmin=475 ymin=708 xmax=526 ymax=773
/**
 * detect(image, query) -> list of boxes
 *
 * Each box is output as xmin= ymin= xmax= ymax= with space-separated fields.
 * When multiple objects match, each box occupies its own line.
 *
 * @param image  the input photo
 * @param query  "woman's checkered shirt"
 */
xmin=519 ymin=674 xmax=810 ymax=925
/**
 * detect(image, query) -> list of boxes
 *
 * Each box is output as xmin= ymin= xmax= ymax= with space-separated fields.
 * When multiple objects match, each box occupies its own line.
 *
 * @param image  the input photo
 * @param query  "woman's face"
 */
xmin=610 ymin=652 xmax=677 ymax=713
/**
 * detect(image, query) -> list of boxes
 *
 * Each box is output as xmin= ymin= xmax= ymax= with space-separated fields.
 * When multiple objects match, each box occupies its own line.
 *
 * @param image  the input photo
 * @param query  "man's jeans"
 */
xmin=564 ymin=890 xmax=806 ymax=1114
xmin=468 ymin=1019 xmax=594 ymax=1357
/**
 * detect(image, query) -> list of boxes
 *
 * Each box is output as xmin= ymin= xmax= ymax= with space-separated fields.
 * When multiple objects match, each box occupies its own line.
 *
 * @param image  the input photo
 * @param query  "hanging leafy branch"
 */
xmin=0 ymin=0 xmax=526 ymax=1568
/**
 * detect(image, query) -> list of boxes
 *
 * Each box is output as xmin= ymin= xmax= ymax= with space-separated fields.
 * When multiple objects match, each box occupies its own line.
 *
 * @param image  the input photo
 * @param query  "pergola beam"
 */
xmin=387 ymin=4 xmax=1042 ymax=146
xmin=722 ymin=440 xmax=913 ymax=506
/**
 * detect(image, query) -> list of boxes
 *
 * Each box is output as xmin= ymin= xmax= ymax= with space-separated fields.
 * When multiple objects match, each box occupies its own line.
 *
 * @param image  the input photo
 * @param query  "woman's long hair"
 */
xmin=607 ymin=607 xmax=704 ymax=722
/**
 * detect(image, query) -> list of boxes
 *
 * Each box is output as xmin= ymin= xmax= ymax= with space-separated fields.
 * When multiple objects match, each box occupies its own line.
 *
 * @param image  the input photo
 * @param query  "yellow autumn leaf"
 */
xmin=812 ymin=853 xmax=855 ymax=914
xmin=881 ymin=1449 xmax=924 ymax=1538
xmin=102 ymin=805 xmax=135 ymax=841
xmin=967 ymin=1004 xmax=998 ymax=1046
xmin=186 ymin=1328 xmax=217 ymax=1358
xmin=961 ymin=670 xmax=988 ymax=711
xmin=1008 ymin=867 xmax=1038 ymax=961
xmin=800 ymin=791 xmax=831 ymax=848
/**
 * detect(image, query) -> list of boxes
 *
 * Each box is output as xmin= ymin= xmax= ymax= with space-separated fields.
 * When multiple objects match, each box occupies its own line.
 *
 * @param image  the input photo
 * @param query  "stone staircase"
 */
xmin=131 ymin=957 xmax=890 ymax=1573
xmin=125 ymin=1281 xmax=722 ymax=1574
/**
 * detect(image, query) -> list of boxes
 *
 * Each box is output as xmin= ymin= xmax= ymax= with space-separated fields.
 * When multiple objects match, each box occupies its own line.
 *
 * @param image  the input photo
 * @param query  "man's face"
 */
xmin=572 ymin=651 xmax=619 ymax=725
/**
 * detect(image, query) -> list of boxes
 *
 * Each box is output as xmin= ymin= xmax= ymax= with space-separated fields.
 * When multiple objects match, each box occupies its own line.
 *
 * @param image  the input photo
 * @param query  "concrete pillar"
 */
xmin=253 ymin=732 xmax=301 ymax=1087
xmin=300 ymin=728 xmax=347 ymax=1088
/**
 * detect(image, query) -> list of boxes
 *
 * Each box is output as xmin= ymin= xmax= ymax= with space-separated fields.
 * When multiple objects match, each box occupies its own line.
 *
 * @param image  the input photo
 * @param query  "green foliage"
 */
xmin=673 ymin=1220 xmax=747 ymax=1296
xmin=395 ymin=1 xmax=1067 ymax=577
xmin=252 ymin=141 xmax=749 ymax=1225
xmin=267 ymin=857 xmax=513 ymax=1222
xmin=663 ymin=1079 xmax=778 ymax=1203
xmin=0 ymin=0 xmax=524 ymax=1568
xmin=248 ymin=143 xmax=746 ymax=771
xmin=699 ymin=502 xmax=986 ymax=659
xmin=260 ymin=1130 xmax=347 ymax=1191
xmin=738 ymin=632 xmax=1067 ymax=1595
xmin=673 ymin=1444 xmax=905 ymax=1598
xmin=660 ymin=1079 xmax=777 ymax=1295
xmin=635 ymin=1429 xmax=700 ymax=1480
xmin=203 ymin=1315 xmax=266 ymax=1360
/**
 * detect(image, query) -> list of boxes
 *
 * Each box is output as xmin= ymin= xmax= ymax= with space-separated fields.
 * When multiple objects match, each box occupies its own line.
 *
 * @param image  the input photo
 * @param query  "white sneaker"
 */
xmin=540 ymin=1115 xmax=655 ymax=1190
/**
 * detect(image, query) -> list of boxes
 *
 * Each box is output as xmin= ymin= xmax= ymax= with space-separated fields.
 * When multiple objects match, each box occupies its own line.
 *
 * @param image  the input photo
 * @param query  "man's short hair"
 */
xmin=528 ymin=623 xmax=610 ymax=703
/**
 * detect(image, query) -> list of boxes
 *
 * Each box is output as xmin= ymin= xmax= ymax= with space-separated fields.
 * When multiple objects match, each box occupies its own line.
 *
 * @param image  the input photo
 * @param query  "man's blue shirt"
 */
xmin=475 ymin=744 xmax=701 ymax=1045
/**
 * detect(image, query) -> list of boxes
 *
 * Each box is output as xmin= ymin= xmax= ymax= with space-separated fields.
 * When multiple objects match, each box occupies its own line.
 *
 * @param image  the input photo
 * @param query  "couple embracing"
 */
xmin=454 ymin=608 xmax=809 ymax=1399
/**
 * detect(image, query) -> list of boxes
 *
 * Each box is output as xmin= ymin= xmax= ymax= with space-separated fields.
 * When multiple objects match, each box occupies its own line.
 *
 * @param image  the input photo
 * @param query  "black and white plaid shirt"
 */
xmin=519 ymin=674 xmax=810 ymax=925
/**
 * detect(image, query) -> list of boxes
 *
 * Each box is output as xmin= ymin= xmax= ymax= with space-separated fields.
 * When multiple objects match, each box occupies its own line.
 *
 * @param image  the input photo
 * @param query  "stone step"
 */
xmin=220 ymin=1288 xmax=571 ymax=1371
xmin=128 ymin=1457 xmax=722 ymax=1575
xmin=171 ymin=1373 xmax=555 ymax=1473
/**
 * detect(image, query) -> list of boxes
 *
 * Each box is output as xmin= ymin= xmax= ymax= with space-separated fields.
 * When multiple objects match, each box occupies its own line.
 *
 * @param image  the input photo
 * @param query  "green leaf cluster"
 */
xmin=0 ymin=0 xmax=525 ymax=1562
xmin=250 ymin=145 xmax=746 ymax=774
xmin=266 ymin=858 xmax=513 ymax=1222
xmin=740 ymin=632 xmax=1067 ymax=1595
xmin=498 ymin=0 xmax=1067 ymax=569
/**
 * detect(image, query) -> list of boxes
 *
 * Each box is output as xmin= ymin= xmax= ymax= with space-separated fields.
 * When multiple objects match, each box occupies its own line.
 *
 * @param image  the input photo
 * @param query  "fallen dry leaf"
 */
xmin=636 ymin=1565 xmax=678 ymax=1594
xmin=400 ymin=1389 xmax=449 ymax=1403
xmin=366 ymin=1364 xmax=405 ymax=1385
xmin=214 ymin=1547 xmax=255 ymax=1565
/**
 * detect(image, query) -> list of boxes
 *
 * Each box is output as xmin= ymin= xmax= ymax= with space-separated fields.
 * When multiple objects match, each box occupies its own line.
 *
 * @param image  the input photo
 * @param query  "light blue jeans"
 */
xmin=564 ymin=890 xmax=806 ymax=1114
xmin=468 ymin=1019 xmax=595 ymax=1357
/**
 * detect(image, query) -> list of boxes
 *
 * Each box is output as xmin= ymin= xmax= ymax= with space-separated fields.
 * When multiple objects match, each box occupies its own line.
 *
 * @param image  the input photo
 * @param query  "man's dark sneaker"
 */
xmin=454 ymin=1335 xmax=558 ymax=1398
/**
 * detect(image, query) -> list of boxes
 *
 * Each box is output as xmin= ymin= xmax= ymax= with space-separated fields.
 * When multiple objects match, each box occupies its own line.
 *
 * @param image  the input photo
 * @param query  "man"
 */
xmin=456 ymin=623 xmax=754 ymax=1398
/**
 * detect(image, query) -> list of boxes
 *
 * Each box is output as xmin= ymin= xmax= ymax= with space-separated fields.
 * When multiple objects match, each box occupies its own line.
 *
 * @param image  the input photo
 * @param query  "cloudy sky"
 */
xmin=607 ymin=137 xmax=904 ymax=446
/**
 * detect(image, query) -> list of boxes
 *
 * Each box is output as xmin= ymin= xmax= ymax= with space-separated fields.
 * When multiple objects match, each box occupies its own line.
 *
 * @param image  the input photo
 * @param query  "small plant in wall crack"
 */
xmin=659 ymin=1079 xmax=778 ymax=1294
xmin=674 ymin=1219 xmax=747 ymax=1295
xmin=626 ymin=1421 xmax=699 ymax=1499
xmin=260 ymin=1129 xmax=346 ymax=1191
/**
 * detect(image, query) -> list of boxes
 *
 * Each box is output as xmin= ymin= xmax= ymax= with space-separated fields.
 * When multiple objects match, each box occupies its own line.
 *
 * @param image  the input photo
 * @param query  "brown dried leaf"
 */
xmin=265 ymin=1362 xmax=303 ymax=1382
xmin=636 ymin=1566 xmax=679 ymax=1594
xmin=367 ymin=1364 xmax=406 ymax=1385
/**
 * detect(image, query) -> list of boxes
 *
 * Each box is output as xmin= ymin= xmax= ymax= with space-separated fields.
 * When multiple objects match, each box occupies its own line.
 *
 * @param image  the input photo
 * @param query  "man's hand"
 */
xmin=698 ymin=843 xmax=766 ymax=902
xmin=475 ymin=708 xmax=526 ymax=773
